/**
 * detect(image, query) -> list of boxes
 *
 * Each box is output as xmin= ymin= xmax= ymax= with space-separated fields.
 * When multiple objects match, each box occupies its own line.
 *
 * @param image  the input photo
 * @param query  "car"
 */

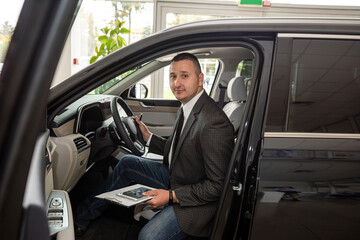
xmin=1 ymin=0 xmax=360 ymax=239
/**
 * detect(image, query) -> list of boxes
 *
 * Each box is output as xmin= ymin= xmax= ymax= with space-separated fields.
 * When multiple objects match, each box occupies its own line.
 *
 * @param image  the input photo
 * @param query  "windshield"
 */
xmin=88 ymin=70 xmax=134 ymax=94
xmin=88 ymin=61 xmax=150 ymax=94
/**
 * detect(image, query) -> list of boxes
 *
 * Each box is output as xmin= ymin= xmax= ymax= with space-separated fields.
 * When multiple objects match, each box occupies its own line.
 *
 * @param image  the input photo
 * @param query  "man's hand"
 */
xmin=143 ymin=189 xmax=171 ymax=208
xmin=135 ymin=116 xmax=151 ymax=142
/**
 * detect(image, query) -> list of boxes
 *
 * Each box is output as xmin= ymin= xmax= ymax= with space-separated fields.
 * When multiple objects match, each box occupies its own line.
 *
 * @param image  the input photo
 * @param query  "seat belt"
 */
xmin=218 ymin=81 xmax=228 ymax=109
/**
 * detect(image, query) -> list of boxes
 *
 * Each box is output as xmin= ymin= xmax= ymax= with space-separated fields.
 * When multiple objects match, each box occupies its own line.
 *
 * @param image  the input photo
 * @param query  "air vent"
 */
xmin=73 ymin=137 xmax=88 ymax=152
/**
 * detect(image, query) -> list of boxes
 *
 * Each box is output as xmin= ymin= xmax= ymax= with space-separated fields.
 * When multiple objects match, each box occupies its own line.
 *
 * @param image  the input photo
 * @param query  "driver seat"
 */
xmin=222 ymin=76 xmax=247 ymax=134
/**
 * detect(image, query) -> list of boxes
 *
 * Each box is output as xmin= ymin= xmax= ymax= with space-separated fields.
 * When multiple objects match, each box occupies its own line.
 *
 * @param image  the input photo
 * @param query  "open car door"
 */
xmin=0 ymin=0 xmax=81 ymax=239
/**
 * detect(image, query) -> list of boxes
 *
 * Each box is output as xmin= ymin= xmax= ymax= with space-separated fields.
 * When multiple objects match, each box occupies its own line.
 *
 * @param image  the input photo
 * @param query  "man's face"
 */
xmin=169 ymin=59 xmax=204 ymax=104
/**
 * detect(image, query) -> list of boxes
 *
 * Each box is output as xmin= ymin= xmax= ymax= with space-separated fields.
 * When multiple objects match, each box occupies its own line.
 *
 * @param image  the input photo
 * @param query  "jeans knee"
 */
xmin=138 ymin=229 xmax=149 ymax=240
xmin=138 ymin=227 xmax=158 ymax=240
xmin=115 ymin=155 xmax=136 ymax=170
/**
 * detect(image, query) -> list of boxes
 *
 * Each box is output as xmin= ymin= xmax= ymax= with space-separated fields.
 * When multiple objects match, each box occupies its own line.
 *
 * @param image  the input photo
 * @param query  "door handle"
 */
xmin=140 ymin=101 xmax=155 ymax=108
xmin=232 ymin=183 xmax=242 ymax=195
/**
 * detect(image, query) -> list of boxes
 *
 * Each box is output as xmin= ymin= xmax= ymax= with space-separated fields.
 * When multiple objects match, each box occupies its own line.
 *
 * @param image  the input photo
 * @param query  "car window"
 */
xmin=255 ymin=36 xmax=360 ymax=240
xmin=134 ymin=58 xmax=219 ymax=99
xmin=266 ymin=38 xmax=360 ymax=133
xmin=236 ymin=59 xmax=253 ymax=78
xmin=236 ymin=59 xmax=253 ymax=94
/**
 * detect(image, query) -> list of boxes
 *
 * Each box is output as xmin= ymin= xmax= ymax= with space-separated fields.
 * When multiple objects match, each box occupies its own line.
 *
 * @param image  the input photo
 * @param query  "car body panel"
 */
xmin=250 ymin=33 xmax=360 ymax=240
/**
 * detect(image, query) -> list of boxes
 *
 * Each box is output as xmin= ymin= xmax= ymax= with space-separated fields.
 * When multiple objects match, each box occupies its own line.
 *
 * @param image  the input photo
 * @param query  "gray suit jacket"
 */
xmin=149 ymin=91 xmax=234 ymax=237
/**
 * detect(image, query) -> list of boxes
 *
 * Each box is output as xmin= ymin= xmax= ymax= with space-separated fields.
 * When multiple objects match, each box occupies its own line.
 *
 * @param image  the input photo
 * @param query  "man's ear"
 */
xmin=198 ymin=73 xmax=204 ymax=86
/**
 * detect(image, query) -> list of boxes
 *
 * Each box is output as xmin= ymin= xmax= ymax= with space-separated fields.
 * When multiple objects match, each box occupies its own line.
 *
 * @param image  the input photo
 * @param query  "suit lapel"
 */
xmin=170 ymin=92 xmax=208 ymax=170
xmin=164 ymin=107 xmax=182 ymax=166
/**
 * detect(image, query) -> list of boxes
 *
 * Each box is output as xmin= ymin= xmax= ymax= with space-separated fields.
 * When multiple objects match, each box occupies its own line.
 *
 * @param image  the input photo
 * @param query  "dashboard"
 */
xmin=52 ymin=95 xmax=115 ymax=137
xmin=43 ymin=94 xmax=128 ymax=239
xmin=49 ymin=94 xmax=127 ymax=192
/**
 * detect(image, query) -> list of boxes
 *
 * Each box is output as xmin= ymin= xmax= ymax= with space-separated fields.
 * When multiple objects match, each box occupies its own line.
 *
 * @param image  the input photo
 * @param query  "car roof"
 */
xmin=164 ymin=17 xmax=360 ymax=35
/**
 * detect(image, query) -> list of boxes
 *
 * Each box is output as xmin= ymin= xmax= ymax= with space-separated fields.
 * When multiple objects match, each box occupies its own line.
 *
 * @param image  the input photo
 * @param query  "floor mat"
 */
xmin=75 ymin=205 xmax=143 ymax=240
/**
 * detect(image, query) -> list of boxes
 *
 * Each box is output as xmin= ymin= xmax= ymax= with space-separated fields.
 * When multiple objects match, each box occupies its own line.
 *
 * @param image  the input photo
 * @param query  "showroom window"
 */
xmin=266 ymin=37 xmax=360 ymax=133
xmin=71 ymin=0 xmax=153 ymax=73
xmin=0 ymin=0 xmax=24 ymax=73
xmin=166 ymin=13 xmax=230 ymax=28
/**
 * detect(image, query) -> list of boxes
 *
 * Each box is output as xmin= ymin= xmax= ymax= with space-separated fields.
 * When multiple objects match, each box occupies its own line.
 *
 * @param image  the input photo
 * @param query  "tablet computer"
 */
xmin=116 ymin=186 xmax=153 ymax=202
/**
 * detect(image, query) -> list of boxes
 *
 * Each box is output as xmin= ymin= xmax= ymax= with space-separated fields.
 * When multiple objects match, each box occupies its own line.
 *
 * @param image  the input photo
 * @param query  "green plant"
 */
xmin=88 ymin=18 xmax=131 ymax=95
xmin=89 ymin=19 xmax=130 ymax=64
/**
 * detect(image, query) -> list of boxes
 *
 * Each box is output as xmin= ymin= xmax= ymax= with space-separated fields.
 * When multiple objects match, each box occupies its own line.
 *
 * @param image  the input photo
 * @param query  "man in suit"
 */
xmin=75 ymin=53 xmax=234 ymax=239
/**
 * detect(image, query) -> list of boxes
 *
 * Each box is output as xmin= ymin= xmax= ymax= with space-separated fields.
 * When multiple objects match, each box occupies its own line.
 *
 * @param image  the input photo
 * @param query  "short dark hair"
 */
xmin=171 ymin=53 xmax=202 ymax=75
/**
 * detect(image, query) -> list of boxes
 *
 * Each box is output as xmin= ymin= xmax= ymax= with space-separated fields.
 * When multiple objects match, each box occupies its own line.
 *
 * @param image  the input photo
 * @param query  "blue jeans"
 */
xmin=138 ymin=205 xmax=187 ymax=240
xmin=75 ymin=155 xmax=187 ymax=240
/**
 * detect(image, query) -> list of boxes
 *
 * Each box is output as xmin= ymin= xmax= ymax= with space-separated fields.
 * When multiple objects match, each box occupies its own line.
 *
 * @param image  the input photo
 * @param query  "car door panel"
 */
xmin=21 ymin=131 xmax=51 ymax=240
xmin=211 ymin=39 xmax=274 ymax=240
xmin=251 ymin=35 xmax=360 ymax=240
xmin=252 ymin=135 xmax=360 ymax=240
xmin=0 ymin=0 xmax=81 ymax=239
xmin=126 ymin=99 xmax=181 ymax=137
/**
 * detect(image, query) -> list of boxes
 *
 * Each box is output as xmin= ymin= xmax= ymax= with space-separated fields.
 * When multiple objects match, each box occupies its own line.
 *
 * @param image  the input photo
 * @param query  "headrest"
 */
xmin=227 ymin=76 xmax=247 ymax=102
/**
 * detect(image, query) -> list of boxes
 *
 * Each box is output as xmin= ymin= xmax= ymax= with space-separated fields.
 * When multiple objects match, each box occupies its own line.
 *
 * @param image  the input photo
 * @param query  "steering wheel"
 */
xmin=110 ymin=96 xmax=145 ymax=156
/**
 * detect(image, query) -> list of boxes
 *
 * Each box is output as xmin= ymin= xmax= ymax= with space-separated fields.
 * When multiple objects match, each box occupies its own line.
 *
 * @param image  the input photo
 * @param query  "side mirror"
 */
xmin=129 ymin=83 xmax=149 ymax=99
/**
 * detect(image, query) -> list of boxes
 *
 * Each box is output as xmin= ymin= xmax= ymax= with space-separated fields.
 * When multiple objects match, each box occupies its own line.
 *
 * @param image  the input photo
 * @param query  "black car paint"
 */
xmin=252 ymin=136 xmax=360 ymax=239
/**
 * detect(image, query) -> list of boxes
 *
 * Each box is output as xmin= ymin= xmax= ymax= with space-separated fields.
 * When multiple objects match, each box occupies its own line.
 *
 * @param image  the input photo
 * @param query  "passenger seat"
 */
xmin=222 ymin=76 xmax=247 ymax=133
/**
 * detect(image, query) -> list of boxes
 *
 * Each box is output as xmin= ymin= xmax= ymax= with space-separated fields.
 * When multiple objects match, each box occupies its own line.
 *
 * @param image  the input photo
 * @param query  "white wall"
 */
xmin=52 ymin=34 xmax=71 ymax=87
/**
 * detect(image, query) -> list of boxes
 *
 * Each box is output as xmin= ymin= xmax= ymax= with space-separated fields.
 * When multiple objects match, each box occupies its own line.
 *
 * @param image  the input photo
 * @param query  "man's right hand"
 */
xmin=135 ymin=116 xmax=151 ymax=142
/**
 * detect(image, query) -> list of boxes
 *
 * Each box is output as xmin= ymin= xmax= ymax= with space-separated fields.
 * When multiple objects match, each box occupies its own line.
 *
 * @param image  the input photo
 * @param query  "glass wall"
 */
xmin=0 ymin=0 xmax=24 ymax=73
xmin=166 ymin=14 xmax=230 ymax=28
xmin=72 ymin=0 xmax=153 ymax=73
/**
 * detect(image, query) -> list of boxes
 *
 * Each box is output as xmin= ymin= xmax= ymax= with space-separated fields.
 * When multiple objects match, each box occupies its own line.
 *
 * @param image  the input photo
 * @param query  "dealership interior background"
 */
xmin=1 ymin=0 xmax=360 ymax=92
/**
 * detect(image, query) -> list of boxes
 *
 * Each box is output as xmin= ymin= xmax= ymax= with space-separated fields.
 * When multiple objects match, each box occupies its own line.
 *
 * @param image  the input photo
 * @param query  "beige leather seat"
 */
xmin=222 ymin=76 xmax=247 ymax=133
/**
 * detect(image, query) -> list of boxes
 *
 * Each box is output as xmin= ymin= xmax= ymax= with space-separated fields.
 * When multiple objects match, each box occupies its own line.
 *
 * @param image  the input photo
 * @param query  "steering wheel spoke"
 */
xmin=133 ymin=140 xmax=145 ymax=152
